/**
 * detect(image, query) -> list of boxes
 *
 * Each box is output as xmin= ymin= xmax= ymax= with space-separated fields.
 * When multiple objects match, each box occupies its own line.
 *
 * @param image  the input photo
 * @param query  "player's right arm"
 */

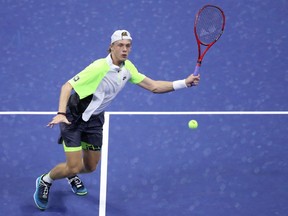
xmin=47 ymin=82 xmax=72 ymax=128
xmin=137 ymin=75 xmax=200 ymax=93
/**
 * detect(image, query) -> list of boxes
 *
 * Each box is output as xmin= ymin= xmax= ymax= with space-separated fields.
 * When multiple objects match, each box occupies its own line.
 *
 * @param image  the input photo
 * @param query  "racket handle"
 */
xmin=193 ymin=64 xmax=200 ymax=76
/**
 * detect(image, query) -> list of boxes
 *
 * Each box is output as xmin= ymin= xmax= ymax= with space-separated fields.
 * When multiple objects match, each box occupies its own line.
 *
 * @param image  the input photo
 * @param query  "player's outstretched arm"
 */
xmin=137 ymin=75 xmax=200 ymax=93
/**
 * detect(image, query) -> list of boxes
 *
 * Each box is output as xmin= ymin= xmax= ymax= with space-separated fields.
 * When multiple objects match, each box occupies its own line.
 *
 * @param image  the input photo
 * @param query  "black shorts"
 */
xmin=58 ymin=112 xmax=105 ymax=152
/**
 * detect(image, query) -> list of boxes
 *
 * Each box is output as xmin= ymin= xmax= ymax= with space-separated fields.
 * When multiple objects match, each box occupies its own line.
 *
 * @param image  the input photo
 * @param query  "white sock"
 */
xmin=42 ymin=172 xmax=53 ymax=184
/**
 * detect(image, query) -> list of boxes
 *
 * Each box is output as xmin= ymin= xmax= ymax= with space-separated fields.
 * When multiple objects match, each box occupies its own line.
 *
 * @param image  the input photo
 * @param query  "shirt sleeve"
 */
xmin=68 ymin=59 xmax=109 ymax=99
xmin=125 ymin=60 xmax=146 ymax=84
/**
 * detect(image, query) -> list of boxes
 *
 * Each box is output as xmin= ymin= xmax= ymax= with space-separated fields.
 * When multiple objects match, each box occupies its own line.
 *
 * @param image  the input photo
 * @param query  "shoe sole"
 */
xmin=70 ymin=187 xmax=88 ymax=196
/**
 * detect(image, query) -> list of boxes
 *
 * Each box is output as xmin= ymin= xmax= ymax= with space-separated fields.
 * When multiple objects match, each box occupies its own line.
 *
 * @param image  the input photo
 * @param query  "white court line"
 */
xmin=1 ymin=111 xmax=288 ymax=115
xmin=0 ymin=111 xmax=57 ymax=115
xmin=99 ymin=112 xmax=110 ymax=216
xmin=107 ymin=111 xmax=288 ymax=115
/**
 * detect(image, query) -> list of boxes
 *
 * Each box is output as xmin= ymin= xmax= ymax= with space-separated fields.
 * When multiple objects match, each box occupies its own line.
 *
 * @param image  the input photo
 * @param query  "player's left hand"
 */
xmin=47 ymin=114 xmax=71 ymax=128
xmin=185 ymin=74 xmax=200 ymax=87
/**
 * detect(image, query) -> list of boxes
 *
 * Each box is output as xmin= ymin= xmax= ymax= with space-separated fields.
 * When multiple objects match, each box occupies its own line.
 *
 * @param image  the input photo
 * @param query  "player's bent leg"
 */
xmin=57 ymin=141 xmax=101 ymax=196
xmin=66 ymin=148 xmax=101 ymax=196
xmin=49 ymin=150 xmax=84 ymax=180
xmin=82 ymin=148 xmax=101 ymax=173
xmin=61 ymin=150 xmax=89 ymax=195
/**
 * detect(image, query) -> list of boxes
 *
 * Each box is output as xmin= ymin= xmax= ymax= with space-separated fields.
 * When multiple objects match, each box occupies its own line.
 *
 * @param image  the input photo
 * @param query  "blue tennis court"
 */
xmin=1 ymin=113 xmax=288 ymax=216
xmin=1 ymin=0 xmax=288 ymax=215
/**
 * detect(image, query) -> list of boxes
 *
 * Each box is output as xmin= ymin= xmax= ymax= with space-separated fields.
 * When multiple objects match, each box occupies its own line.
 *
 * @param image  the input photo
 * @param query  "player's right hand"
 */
xmin=185 ymin=74 xmax=200 ymax=87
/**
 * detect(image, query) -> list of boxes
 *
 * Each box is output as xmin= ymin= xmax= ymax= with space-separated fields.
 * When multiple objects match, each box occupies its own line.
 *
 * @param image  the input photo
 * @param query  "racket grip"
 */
xmin=193 ymin=64 xmax=200 ymax=76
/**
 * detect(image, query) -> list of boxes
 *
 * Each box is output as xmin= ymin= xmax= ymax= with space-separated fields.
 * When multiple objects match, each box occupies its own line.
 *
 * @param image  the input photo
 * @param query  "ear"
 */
xmin=110 ymin=44 xmax=114 ymax=51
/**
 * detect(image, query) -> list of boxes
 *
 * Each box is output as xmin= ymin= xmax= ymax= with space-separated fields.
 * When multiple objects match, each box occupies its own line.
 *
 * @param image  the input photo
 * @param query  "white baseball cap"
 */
xmin=111 ymin=30 xmax=132 ymax=44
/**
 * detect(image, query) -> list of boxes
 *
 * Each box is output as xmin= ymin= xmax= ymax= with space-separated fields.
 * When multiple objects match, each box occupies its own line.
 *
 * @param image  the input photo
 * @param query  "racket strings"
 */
xmin=196 ymin=7 xmax=224 ymax=45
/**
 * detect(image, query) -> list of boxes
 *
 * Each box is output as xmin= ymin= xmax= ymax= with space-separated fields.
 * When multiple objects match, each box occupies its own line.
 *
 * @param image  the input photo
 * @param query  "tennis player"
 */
xmin=33 ymin=30 xmax=200 ymax=210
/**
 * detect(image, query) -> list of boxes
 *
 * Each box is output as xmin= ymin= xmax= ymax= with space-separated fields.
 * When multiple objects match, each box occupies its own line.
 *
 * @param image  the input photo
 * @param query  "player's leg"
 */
xmin=65 ymin=112 xmax=104 ymax=195
xmin=34 ymin=112 xmax=105 ymax=209
xmin=66 ymin=112 xmax=104 ymax=194
xmin=80 ymin=112 xmax=104 ymax=173
xmin=33 ymin=122 xmax=83 ymax=210
xmin=62 ymin=149 xmax=89 ymax=196
xmin=63 ymin=149 xmax=101 ymax=196
xmin=49 ymin=150 xmax=84 ymax=179
xmin=66 ymin=149 xmax=101 ymax=195
xmin=82 ymin=149 xmax=101 ymax=173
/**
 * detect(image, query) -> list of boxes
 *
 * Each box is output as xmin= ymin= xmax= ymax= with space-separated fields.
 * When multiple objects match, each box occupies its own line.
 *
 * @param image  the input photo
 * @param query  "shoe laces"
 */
xmin=40 ymin=180 xmax=51 ymax=199
xmin=68 ymin=176 xmax=83 ymax=189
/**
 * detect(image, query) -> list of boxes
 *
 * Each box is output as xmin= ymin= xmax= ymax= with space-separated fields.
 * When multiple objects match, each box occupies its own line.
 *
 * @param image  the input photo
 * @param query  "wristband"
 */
xmin=57 ymin=112 xmax=66 ymax=116
xmin=172 ymin=79 xmax=187 ymax=90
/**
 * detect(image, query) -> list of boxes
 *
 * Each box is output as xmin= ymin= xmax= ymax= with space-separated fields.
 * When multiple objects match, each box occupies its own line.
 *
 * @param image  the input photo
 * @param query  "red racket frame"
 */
xmin=193 ymin=5 xmax=226 ymax=75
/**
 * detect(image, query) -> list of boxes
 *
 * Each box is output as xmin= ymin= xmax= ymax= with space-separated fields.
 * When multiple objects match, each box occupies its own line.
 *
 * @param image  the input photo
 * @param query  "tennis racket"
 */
xmin=193 ymin=5 xmax=226 ymax=76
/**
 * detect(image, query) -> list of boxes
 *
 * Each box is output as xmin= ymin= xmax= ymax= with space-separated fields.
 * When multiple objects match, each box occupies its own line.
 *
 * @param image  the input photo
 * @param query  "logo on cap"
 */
xmin=121 ymin=32 xmax=128 ymax=37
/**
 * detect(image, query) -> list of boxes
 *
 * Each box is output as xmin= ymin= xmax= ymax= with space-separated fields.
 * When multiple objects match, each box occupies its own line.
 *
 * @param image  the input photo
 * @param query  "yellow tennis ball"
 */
xmin=188 ymin=120 xmax=198 ymax=129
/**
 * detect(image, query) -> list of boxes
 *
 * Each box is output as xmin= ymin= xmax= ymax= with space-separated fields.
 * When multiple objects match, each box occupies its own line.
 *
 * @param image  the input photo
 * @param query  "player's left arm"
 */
xmin=137 ymin=74 xmax=200 ymax=93
xmin=47 ymin=82 xmax=72 ymax=127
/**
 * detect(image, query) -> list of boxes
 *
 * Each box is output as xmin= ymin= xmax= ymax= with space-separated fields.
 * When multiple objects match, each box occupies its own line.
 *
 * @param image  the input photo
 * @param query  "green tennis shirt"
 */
xmin=68 ymin=54 xmax=146 ymax=121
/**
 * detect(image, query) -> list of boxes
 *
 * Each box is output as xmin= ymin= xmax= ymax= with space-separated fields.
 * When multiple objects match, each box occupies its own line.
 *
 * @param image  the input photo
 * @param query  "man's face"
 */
xmin=110 ymin=39 xmax=132 ymax=65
